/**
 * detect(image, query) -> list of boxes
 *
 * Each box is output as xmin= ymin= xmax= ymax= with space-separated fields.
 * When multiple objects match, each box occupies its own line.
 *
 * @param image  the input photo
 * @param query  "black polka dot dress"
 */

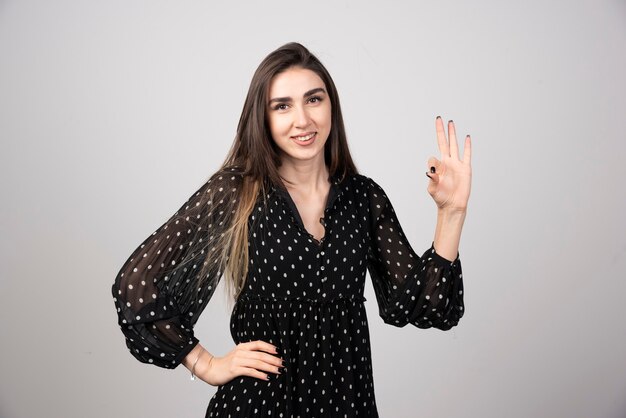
xmin=112 ymin=169 xmax=465 ymax=417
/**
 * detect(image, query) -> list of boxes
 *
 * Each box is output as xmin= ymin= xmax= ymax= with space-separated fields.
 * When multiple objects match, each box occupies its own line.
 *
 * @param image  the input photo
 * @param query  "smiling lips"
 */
xmin=291 ymin=132 xmax=316 ymax=142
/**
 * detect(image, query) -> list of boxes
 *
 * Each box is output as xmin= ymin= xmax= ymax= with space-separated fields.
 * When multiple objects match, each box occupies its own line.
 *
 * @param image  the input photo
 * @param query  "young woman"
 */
xmin=112 ymin=42 xmax=472 ymax=417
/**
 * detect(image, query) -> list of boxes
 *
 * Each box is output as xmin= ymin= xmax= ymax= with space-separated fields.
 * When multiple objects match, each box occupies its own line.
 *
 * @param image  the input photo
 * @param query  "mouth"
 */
xmin=291 ymin=132 xmax=317 ymax=142
xmin=290 ymin=132 xmax=317 ymax=145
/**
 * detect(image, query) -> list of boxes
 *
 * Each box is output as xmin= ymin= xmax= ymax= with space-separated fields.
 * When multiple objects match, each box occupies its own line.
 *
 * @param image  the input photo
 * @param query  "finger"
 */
xmin=426 ymin=156 xmax=441 ymax=186
xmin=240 ymin=357 xmax=282 ymax=375
xmin=463 ymin=135 xmax=472 ymax=164
xmin=425 ymin=171 xmax=439 ymax=184
xmin=448 ymin=120 xmax=459 ymax=160
xmin=427 ymin=156 xmax=442 ymax=174
xmin=238 ymin=366 xmax=274 ymax=381
xmin=240 ymin=350 xmax=284 ymax=367
xmin=235 ymin=354 xmax=285 ymax=380
xmin=241 ymin=340 xmax=278 ymax=355
xmin=435 ymin=116 xmax=450 ymax=157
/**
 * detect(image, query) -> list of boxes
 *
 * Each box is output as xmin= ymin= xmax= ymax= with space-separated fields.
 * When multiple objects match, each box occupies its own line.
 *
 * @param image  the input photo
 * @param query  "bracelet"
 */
xmin=190 ymin=349 xmax=215 ymax=381
xmin=190 ymin=349 xmax=205 ymax=381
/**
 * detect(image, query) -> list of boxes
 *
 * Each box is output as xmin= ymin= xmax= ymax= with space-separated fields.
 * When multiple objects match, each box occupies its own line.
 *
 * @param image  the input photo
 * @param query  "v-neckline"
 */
xmin=273 ymin=176 xmax=342 ymax=247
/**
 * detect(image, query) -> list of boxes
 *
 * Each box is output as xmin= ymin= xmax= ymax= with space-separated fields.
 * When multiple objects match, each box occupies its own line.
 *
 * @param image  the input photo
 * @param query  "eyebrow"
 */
xmin=268 ymin=87 xmax=327 ymax=105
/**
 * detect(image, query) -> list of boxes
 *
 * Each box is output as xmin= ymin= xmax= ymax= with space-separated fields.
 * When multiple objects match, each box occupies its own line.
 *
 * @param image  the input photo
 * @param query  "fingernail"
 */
xmin=278 ymin=366 xmax=285 ymax=373
xmin=426 ymin=173 xmax=431 ymax=179
xmin=449 ymin=119 xmax=453 ymax=123
xmin=430 ymin=166 xmax=436 ymax=173
xmin=266 ymin=375 xmax=271 ymax=380
xmin=436 ymin=115 xmax=441 ymax=120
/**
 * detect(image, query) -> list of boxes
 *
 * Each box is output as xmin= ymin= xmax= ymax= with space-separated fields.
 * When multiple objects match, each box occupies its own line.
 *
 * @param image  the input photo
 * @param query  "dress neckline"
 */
xmin=271 ymin=173 xmax=348 ymax=247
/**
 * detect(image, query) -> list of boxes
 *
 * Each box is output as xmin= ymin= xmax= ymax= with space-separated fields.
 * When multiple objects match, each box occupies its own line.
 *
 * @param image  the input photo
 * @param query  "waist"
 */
xmin=236 ymin=292 xmax=367 ymax=306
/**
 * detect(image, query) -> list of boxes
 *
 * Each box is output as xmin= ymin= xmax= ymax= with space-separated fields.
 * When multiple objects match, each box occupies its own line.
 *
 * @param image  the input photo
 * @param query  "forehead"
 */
xmin=268 ymin=67 xmax=326 ymax=96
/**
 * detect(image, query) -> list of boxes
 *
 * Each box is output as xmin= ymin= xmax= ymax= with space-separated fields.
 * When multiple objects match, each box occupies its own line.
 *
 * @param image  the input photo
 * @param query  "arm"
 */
xmin=433 ymin=208 xmax=466 ymax=262
xmin=111 ymin=172 xmax=239 ymax=369
xmin=366 ymin=117 xmax=471 ymax=330
xmin=112 ymin=170 xmax=285 ymax=384
xmin=366 ymin=177 xmax=465 ymax=330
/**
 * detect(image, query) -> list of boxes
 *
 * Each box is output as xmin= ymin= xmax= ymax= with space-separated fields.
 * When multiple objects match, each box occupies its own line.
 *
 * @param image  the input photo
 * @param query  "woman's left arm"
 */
xmin=365 ymin=117 xmax=472 ymax=331
xmin=366 ymin=176 xmax=464 ymax=330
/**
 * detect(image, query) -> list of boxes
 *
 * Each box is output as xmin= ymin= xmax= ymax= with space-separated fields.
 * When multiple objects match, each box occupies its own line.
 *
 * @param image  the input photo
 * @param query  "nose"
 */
xmin=294 ymin=105 xmax=312 ymax=129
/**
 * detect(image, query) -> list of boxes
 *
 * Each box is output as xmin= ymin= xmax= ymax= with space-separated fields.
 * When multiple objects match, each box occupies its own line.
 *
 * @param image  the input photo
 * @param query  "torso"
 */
xmin=212 ymin=173 xmax=379 ymax=416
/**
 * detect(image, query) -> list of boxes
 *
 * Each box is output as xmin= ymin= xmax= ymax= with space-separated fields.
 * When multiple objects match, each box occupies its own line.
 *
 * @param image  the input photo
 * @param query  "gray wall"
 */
xmin=1 ymin=1 xmax=625 ymax=417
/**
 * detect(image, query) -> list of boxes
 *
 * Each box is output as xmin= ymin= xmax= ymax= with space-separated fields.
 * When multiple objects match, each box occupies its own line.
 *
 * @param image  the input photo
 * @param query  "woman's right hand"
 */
xmin=197 ymin=340 xmax=284 ymax=386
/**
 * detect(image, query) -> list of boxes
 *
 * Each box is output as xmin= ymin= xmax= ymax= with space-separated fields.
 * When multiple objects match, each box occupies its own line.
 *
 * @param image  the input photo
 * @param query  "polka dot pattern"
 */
xmin=112 ymin=170 xmax=465 ymax=417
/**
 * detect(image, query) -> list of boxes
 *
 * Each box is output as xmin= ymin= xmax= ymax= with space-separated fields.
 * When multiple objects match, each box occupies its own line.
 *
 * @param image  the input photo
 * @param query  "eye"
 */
xmin=273 ymin=103 xmax=289 ymax=111
xmin=308 ymin=96 xmax=323 ymax=104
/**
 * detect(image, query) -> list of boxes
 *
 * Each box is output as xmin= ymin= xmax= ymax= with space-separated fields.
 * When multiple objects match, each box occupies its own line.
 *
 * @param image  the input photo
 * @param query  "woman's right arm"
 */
xmin=112 ymin=170 xmax=285 ymax=381
xmin=111 ymin=174 xmax=236 ymax=369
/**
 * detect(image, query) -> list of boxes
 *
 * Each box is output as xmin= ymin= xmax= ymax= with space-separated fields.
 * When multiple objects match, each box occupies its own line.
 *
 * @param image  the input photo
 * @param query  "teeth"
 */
xmin=293 ymin=133 xmax=315 ymax=141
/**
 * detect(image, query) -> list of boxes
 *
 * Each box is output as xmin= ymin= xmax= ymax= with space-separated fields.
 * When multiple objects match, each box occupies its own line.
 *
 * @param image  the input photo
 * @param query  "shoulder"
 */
xmin=349 ymin=173 xmax=388 ymax=198
xmin=342 ymin=174 xmax=391 ymax=227
xmin=178 ymin=166 xmax=244 ymax=219
xmin=344 ymin=174 xmax=391 ymax=222
xmin=197 ymin=166 xmax=245 ymax=201
xmin=206 ymin=166 xmax=245 ymax=192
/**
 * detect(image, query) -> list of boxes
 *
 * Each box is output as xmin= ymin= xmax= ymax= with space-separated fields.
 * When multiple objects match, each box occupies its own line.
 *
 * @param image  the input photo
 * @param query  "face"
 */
xmin=266 ymin=67 xmax=332 ymax=166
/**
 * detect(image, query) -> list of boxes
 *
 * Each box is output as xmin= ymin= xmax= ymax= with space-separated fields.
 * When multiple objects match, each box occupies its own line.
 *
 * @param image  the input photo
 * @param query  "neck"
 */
xmin=278 ymin=160 xmax=330 ymax=193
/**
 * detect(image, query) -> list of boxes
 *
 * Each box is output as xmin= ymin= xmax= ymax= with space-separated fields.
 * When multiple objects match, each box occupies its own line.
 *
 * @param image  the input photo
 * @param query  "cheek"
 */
xmin=267 ymin=114 xmax=289 ymax=140
xmin=320 ymin=109 xmax=332 ymax=131
xmin=320 ymin=104 xmax=332 ymax=125
xmin=309 ymin=104 xmax=331 ymax=124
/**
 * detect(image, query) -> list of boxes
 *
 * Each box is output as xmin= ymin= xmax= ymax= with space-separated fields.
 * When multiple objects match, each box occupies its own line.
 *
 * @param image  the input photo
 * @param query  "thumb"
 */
xmin=425 ymin=170 xmax=439 ymax=183
xmin=425 ymin=157 xmax=440 ymax=184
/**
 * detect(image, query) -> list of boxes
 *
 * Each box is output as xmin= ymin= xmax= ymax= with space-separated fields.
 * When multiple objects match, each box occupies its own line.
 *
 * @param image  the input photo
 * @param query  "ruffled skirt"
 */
xmin=205 ymin=294 xmax=379 ymax=417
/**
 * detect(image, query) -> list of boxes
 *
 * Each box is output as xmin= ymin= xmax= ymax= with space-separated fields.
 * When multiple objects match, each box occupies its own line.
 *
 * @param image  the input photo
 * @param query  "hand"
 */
xmin=198 ymin=340 xmax=284 ymax=386
xmin=426 ymin=117 xmax=472 ymax=212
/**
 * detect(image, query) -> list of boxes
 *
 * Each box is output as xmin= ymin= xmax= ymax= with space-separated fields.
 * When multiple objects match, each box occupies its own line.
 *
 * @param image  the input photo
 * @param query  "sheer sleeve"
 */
xmin=365 ymin=176 xmax=465 ymax=330
xmin=111 ymin=171 xmax=240 ymax=369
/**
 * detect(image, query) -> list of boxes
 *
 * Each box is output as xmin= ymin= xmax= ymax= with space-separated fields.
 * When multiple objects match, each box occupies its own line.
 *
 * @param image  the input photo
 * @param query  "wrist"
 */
xmin=190 ymin=349 xmax=206 ymax=380
xmin=436 ymin=209 xmax=467 ymax=230
xmin=433 ymin=209 xmax=465 ymax=262
xmin=183 ymin=344 xmax=217 ymax=385
xmin=437 ymin=207 xmax=467 ymax=218
xmin=195 ymin=353 xmax=217 ymax=385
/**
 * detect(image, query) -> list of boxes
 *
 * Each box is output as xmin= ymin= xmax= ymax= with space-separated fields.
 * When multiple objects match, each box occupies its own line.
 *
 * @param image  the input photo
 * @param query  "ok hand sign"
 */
xmin=426 ymin=117 xmax=472 ymax=212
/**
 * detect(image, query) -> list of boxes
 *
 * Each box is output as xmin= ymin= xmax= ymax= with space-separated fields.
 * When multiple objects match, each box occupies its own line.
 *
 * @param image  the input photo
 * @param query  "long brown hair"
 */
xmin=193 ymin=42 xmax=359 ymax=306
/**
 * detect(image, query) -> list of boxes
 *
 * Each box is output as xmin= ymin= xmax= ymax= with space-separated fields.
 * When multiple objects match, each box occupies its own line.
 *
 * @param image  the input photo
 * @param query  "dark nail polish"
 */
xmin=449 ymin=119 xmax=453 ymax=123
xmin=426 ymin=173 xmax=431 ymax=179
xmin=278 ymin=367 xmax=285 ymax=373
xmin=266 ymin=375 xmax=271 ymax=380
xmin=430 ymin=166 xmax=436 ymax=173
xmin=436 ymin=115 xmax=441 ymax=120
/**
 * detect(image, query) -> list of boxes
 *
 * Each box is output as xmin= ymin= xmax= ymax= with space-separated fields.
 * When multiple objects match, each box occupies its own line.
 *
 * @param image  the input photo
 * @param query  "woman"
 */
xmin=112 ymin=42 xmax=472 ymax=417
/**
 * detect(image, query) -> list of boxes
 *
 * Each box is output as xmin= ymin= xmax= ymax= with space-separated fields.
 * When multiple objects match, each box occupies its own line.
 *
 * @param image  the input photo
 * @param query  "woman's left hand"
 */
xmin=426 ymin=117 xmax=472 ymax=212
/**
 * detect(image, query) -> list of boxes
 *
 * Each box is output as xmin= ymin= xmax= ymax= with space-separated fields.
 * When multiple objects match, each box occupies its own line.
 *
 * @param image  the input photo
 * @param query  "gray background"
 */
xmin=1 ymin=1 xmax=625 ymax=417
